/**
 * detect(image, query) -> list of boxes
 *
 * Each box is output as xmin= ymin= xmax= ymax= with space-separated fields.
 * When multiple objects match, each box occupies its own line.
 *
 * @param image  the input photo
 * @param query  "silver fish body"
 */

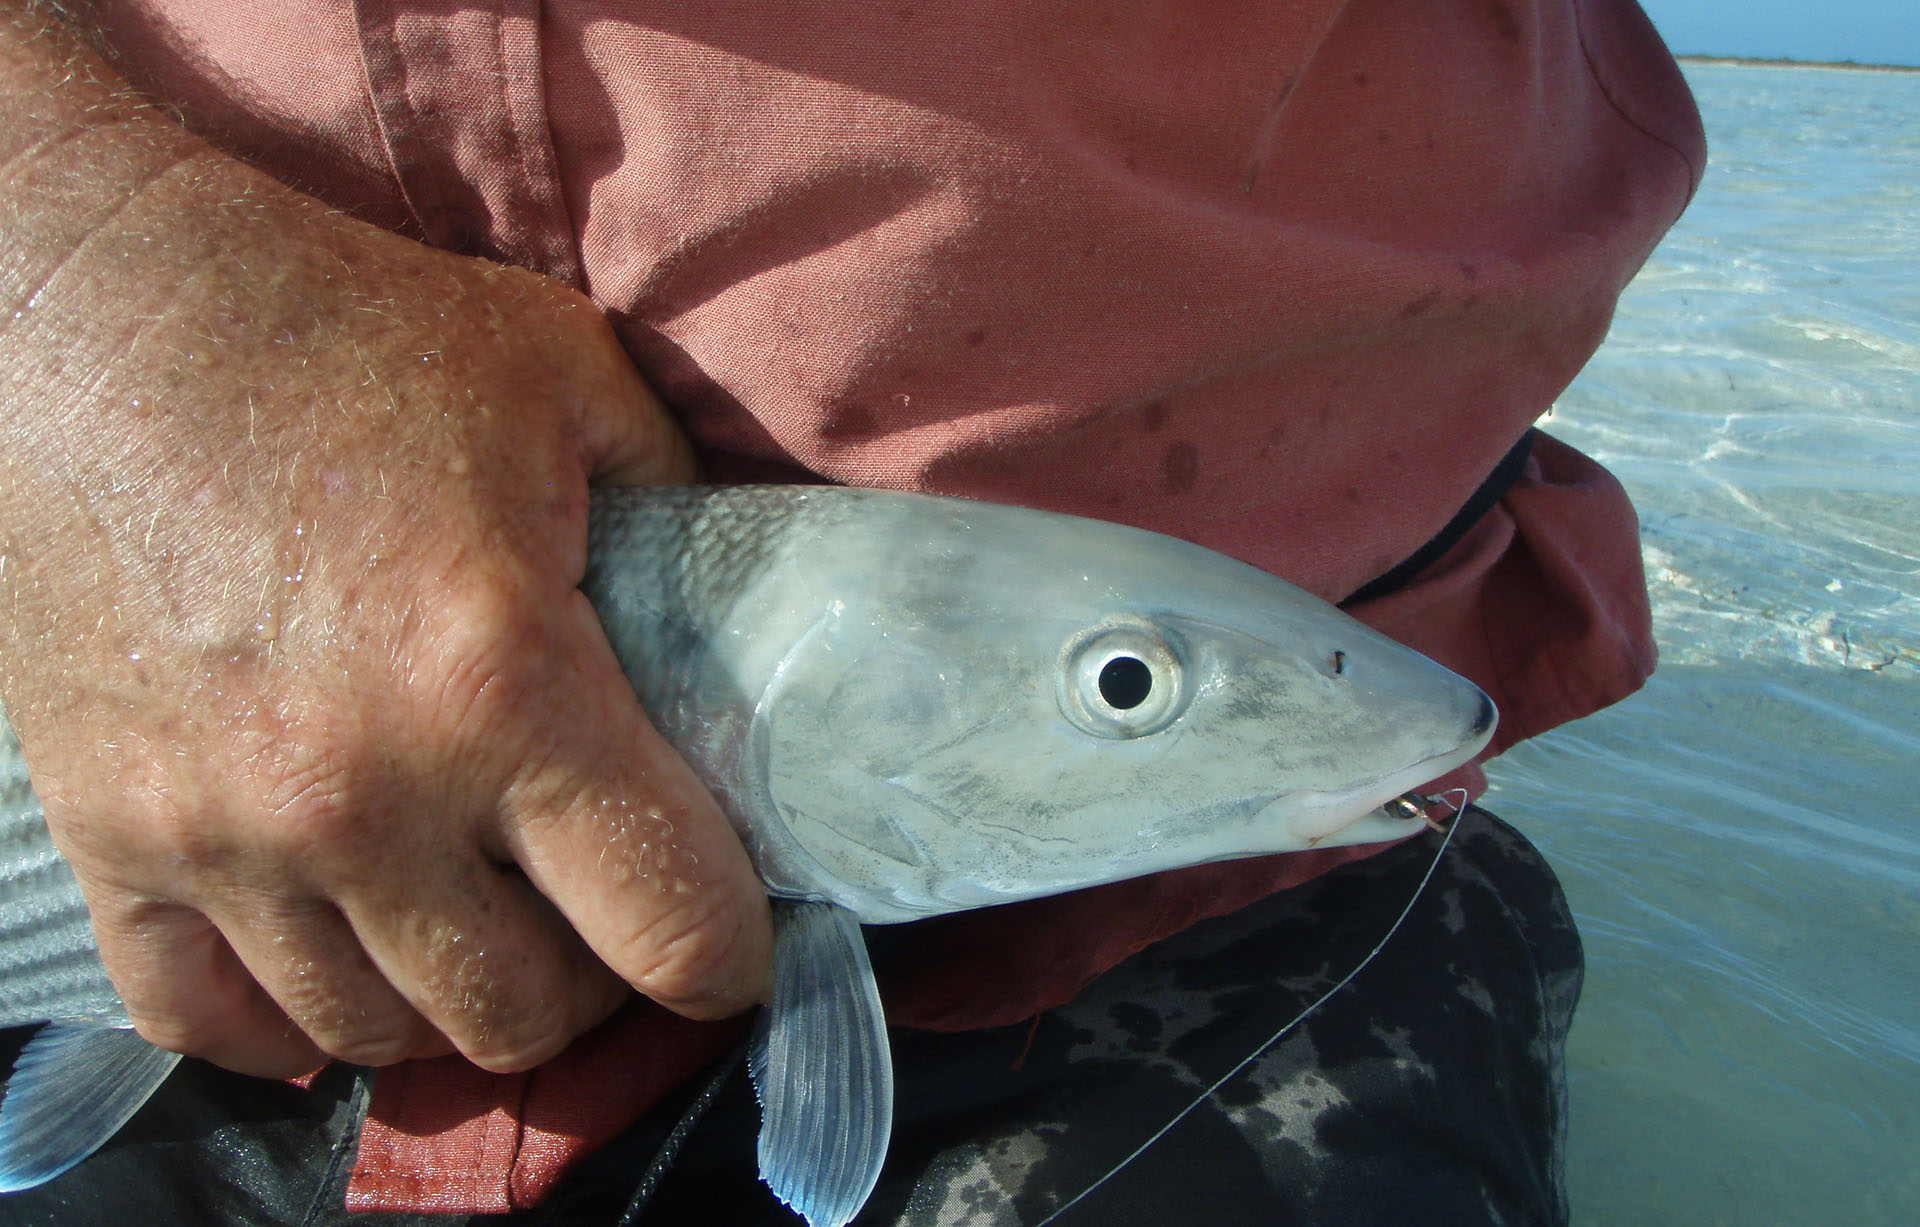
xmin=1 ymin=486 xmax=1496 ymax=1223
xmin=0 ymin=722 xmax=122 ymax=1030
xmin=584 ymin=486 xmax=1493 ymax=920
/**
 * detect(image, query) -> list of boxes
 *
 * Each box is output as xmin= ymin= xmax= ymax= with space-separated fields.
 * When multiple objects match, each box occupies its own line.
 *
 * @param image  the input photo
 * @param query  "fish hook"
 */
xmin=1387 ymin=786 xmax=1471 ymax=832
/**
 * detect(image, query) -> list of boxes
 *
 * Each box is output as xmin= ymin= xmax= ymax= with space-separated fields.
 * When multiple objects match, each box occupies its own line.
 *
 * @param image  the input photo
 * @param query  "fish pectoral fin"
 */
xmin=0 ymin=1023 xmax=182 ymax=1192
xmin=749 ymin=900 xmax=893 ymax=1227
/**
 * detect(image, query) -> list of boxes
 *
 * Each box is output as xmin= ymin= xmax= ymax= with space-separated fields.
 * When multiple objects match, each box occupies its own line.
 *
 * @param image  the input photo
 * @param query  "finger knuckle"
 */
xmin=241 ymin=733 xmax=375 ymax=854
xmin=45 ymin=760 xmax=207 ymax=867
xmin=454 ymin=992 xmax=575 ymax=1074
xmin=617 ymin=893 xmax=754 ymax=1011
xmin=418 ymin=588 xmax=554 ymax=743
xmin=399 ymin=914 xmax=579 ymax=1073
xmin=463 ymin=1027 xmax=571 ymax=1075
xmin=268 ymin=971 xmax=419 ymax=1066
xmin=320 ymin=1026 xmax=429 ymax=1069
xmin=125 ymin=1007 xmax=235 ymax=1061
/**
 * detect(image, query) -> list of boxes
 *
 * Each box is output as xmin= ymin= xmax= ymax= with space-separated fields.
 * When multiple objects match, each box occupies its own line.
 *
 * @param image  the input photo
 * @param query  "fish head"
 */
xmin=739 ymin=496 xmax=1495 ymax=922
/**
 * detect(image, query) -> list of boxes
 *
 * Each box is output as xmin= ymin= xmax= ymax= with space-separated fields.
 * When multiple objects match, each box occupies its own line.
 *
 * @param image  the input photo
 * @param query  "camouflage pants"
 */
xmin=0 ymin=807 xmax=1581 ymax=1227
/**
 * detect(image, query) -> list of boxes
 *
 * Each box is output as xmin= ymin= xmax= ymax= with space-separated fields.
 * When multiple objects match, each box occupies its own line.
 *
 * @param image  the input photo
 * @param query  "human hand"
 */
xmin=0 ymin=41 xmax=771 ymax=1078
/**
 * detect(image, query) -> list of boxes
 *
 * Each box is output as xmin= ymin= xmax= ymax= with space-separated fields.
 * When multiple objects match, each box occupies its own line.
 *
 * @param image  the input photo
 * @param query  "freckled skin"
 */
xmin=0 ymin=11 xmax=770 ymax=1079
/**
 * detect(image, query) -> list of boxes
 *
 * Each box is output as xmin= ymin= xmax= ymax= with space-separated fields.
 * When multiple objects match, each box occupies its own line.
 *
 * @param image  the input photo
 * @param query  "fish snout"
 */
xmin=1470 ymin=688 xmax=1497 ymax=741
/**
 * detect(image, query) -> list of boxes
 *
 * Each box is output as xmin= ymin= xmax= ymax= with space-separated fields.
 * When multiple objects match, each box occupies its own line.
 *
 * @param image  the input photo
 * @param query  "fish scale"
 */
xmin=0 ymin=713 xmax=121 ymax=1028
xmin=584 ymin=489 xmax=852 ymax=705
xmin=586 ymin=485 xmax=865 ymax=642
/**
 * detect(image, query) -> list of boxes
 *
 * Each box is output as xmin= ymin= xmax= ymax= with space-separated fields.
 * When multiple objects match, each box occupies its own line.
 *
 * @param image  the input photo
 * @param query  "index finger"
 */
xmin=500 ymin=597 xmax=772 ymax=1019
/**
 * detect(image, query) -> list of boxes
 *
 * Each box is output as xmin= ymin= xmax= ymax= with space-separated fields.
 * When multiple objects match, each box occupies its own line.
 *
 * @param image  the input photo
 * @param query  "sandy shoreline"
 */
xmin=1678 ymin=54 xmax=1920 ymax=74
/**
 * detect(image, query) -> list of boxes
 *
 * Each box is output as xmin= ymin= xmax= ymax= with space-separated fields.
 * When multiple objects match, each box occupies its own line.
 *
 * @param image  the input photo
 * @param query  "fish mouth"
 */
xmin=1273 ymin=692 xmax=1496 ymax=848
xmin=1284 ymin=801 xmax=1431 ymax=849
xmin=1269 ymin=792 xmax=1426 ymax=849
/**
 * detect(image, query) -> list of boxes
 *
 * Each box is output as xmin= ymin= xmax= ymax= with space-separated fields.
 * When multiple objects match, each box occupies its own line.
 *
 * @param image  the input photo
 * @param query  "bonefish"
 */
xmin=0 ymin=486 xmax=1495 ymax=1226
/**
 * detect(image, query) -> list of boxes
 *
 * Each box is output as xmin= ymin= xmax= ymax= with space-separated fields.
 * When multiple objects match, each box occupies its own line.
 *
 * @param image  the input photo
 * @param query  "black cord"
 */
xmin=614 ymin=1042 xmax=751 ymax=1227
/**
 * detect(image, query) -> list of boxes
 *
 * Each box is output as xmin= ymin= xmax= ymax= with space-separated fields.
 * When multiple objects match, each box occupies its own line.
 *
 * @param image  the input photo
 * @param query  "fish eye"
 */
xmin=1059 ymin=623 xmax=1189 ymax=739
xmin=1099 ymin=655 xmax=1154 ymax=709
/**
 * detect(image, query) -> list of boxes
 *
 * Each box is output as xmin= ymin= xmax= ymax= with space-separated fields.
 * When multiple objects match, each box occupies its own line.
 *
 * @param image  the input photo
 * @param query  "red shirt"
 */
xmin=87 ymin=0 xmax=1704 ymax=1210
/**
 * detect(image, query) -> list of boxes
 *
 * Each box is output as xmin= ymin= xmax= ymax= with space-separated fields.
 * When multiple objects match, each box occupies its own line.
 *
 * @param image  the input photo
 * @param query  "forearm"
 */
xmin=2 ymin=4 xmax=214 ymax=711
xmin=3 ymin=5 xmax=321 ymax=736
xmin=0 ymin=2 xmax=168 ymax=169
xmin=1 ymin=1 xmax=219 ymax=309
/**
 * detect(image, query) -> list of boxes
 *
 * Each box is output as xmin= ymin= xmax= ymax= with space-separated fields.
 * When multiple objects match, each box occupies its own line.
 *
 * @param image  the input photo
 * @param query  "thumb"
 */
xmin=567 ymin=311 xmax=699 ymax=487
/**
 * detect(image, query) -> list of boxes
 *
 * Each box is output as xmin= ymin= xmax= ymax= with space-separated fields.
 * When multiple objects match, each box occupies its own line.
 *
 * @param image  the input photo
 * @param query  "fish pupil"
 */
xmin=1098 ymin=655 xmax=1154 ymax=710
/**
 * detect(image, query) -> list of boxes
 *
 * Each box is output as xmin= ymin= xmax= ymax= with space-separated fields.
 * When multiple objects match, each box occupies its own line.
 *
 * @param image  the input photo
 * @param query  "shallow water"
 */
xmin=1483 ymin=63 xmax=1920 ymax=1225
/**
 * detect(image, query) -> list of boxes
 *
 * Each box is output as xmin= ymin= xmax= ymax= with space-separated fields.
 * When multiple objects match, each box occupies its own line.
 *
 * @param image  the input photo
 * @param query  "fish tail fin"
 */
xmin=0 ymin=1023 xmax=181 ymax=1192
xmin=750 ymin=900 xmax=893 ymax=1227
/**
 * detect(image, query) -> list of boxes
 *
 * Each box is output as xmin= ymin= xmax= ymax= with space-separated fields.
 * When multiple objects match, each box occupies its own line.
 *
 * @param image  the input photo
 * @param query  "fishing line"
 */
xmin=616 ymin=1044 xmax=748 ymax=1227
xmin=1033 ymin=790 xmax=1469 ymax=1227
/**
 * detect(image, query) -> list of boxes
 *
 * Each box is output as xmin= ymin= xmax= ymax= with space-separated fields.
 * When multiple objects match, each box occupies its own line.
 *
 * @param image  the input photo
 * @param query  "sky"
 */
xmin=1636 ymin=0 xmax=1920 ymax=68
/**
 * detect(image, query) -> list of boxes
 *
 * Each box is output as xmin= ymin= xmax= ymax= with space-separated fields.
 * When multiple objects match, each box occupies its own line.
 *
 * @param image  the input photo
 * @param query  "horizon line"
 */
xmin=1676 ymin=53 xmax=1920 ymax=74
